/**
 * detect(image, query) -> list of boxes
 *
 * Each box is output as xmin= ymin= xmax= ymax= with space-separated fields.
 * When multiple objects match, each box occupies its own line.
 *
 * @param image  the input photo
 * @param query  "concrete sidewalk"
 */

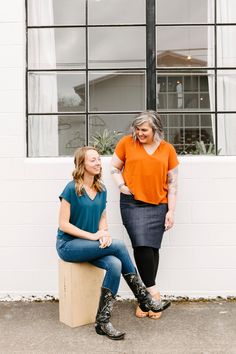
xmin=0 ymin=299 xmax=235 ymax=354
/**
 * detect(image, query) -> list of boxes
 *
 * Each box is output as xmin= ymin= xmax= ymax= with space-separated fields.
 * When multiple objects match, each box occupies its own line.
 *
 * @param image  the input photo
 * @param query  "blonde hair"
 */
xmin=131 ymin=110 xmax=164 ymax=141
xmin=72 ymin=146 xmax=104 ymax=196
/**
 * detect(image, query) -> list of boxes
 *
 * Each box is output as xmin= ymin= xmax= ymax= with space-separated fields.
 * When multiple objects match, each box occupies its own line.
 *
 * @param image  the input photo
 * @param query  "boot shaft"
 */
xmin=96 ymin=287 xmax=114 ymax=323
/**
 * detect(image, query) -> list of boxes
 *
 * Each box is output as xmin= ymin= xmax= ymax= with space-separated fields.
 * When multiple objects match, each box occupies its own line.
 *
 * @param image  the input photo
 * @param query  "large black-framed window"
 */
xmin=26 ymin=0 xmax=236 ymax=156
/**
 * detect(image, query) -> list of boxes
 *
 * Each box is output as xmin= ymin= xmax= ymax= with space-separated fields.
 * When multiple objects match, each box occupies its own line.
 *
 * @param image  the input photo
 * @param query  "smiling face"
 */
xmin=135 ymin=122 xmax=154 ymax=145
xmin=84 ymin=149 xmax=101 ymax=176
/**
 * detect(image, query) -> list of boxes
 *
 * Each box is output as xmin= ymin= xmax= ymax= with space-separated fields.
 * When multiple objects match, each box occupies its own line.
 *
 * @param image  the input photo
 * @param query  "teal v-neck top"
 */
xmin=57 ymin=180 xmax=107 ymax=241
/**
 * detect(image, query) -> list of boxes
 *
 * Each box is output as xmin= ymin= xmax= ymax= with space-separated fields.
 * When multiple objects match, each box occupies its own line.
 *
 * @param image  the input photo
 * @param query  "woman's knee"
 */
xmin=106 ymin=256 xmax=122 ymax=276
xmin=111 ymin=239 xmax=127 ymax=253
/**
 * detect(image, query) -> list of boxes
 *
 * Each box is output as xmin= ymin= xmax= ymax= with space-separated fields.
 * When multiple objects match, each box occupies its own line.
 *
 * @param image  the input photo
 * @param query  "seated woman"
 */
xmin=56 ymin=146 xmax=171 ymax=340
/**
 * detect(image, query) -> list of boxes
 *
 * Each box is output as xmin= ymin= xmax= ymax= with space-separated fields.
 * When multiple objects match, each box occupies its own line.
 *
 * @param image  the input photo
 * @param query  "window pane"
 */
xmin=28 ymin=115 xmax=59 ymax=157
xmin=156 ymin=26 xmax=214 ymax=68
xmin=218 ymin=114 xmax=236 ymax=155
xmin=217 ymin=0 xmax=236 ymax=23
xmin=59 ymin=115 xmax=86 ymax=156
xmin=157 ymin=72 xmax=214 ymax=112
xmin=28 ymin=72 xmax=86 ymax=113
xmin=161 ymin=113 xmax=214 ymax=154
xmin=88 ymin=27 xmax=146 ymax=69
xmin=156 ymin=0 xmax=214 ymax=24
xmin=88 ymin=0 xmax=145 ymax=25
xmin=89 ymin=114 xmax=136 ymax=155
xmin=89 ymin=71 xmax=145 ymax=111
xmin=218 ymin=70 xmax=236 ymax=111
xmin=28 ymin=0 xmax=85 ymax=26
xmin=28 ymin=28 xmax=86 ymax=69
xmin=217 ymin=26 xmax=236 ymax=67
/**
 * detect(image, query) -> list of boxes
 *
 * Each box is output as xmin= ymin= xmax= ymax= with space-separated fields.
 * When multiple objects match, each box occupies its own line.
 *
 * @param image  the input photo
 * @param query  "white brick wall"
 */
xmin=0 ymin=1 xmax=236 ymax=299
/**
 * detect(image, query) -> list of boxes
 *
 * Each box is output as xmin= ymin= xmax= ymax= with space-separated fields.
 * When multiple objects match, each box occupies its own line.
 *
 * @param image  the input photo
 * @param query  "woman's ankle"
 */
xmin=146 ymin=285 xmax=158 ymax=297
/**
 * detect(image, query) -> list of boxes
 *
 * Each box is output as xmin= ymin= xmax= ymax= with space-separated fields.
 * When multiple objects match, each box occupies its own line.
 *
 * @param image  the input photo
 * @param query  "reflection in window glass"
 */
xmin=89 ymin=114 xmax=135 ymax=154
xmin=28 ymin=28 xmax=86 ymax=69
xmin=156 ymin=26 xmax=214 ymax=67
xmin=59 ymin=115 xmax=86 ymax=156
xmin=28 ymin=72 xmax=86 ymax=113
xmin=28 ymin=0 xmax=85 ymax=26
xmin=88 ymin=0 xmax=145 ymax=25
xmin=161 ymin=113 xmax=214 ymax=154
xmin=218 ymin=114 xmax=236 ymax=155
xmin=89 ymin=27 xmax=146 ymax=69
xmin=157 ymin=72 xmax=213 ymax=111
xmin=89 ymin=72 xmax=145 ymax=111
xmin=156 ymin=0 xmax=214 ymax=24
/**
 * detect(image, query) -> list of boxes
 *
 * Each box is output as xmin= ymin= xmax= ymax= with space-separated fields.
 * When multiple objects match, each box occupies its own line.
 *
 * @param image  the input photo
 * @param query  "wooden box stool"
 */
xmin=59 ymin=259 xmax=104 ymax=327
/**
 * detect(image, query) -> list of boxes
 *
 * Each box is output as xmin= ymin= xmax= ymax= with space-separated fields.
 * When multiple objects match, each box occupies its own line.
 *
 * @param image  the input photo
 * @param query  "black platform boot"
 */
xmin=95 ymin=287 xmax=125 ymax=340
xmin=124 ymin=273 xmax=171 ymax=313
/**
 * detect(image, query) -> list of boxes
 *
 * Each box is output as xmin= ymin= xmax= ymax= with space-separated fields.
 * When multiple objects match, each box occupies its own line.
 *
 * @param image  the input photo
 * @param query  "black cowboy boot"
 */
xmin=95 ymin=287 xmax=125 ymax=340
xmin=124 ymin=272 xmax=171 ymax=313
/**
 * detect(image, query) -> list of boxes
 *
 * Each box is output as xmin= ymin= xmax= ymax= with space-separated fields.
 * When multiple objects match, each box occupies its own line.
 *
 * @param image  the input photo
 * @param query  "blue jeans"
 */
xmin=56 ymin=237 xmax=136 ymax=296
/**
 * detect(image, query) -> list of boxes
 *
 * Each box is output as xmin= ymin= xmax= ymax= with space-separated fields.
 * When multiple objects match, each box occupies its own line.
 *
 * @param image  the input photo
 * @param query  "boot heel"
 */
xmin=95 ymin=324 xmax=106 ymax=335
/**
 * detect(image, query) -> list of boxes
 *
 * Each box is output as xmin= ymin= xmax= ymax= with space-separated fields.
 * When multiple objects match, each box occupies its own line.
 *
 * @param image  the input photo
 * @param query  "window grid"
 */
xmin=26 ymin=0 xmax=236 ymax=156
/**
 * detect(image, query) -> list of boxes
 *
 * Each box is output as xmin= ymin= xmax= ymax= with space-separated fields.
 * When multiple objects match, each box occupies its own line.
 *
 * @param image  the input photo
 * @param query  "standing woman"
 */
xmin=111 ymin=111 xmax=179 ymax=319
xmin=56 ymin=146 xmax=171 ymax=341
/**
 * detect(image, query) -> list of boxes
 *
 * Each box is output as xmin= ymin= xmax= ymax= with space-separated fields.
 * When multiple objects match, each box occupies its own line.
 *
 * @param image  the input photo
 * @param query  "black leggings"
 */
xmin=133 ymin=246 xmax=159 ymax=288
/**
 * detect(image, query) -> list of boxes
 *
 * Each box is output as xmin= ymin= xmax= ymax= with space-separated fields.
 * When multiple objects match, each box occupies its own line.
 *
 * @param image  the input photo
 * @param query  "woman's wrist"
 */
xmin=118 ymin=182 xmax=125 ymax=190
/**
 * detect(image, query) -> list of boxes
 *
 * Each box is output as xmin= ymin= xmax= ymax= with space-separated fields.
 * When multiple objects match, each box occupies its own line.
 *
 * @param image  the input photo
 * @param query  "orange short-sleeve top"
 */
xmin=114 ymin=135 xmax=179 ymax=205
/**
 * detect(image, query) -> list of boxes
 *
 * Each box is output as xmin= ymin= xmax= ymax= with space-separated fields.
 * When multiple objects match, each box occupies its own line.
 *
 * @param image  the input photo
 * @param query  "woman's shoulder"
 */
xmin=161 ymin=140 xmax=177 ymax=152
xmin=62 ymin=180 xmax=75 ymax=194
xmin=118 ymin=134 xmax=133 ymax=145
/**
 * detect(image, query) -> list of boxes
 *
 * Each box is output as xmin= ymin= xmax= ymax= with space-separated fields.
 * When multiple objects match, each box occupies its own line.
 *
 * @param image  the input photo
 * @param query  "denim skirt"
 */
xmin=120 ymin=193 xmax=168 ymax=249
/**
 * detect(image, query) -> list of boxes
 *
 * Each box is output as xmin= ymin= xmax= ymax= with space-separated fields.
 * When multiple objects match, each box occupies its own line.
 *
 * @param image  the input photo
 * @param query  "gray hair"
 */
xmin=131 ymin=110 xmax=164 ymax=141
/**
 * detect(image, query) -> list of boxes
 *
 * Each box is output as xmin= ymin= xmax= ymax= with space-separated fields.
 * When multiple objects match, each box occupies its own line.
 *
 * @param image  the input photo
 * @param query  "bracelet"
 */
xmin=118 ymin=182 xmax=125 ymax=190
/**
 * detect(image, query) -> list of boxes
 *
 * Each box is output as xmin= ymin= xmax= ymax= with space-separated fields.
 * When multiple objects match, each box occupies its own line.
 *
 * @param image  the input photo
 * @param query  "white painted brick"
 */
xmin=0 ymin=113 xmax=24 ymax=136
xmin=106 ymin=223 xmax=124 ymax=241
xmin=179 ymin=156 xmax=236 ymax=178
xmin=106 ymin=201 xmax=122 ymax=224
xmin=156 ymin=269 xmax=236 ymax=296
xmin=0 ymin=270 xmax=58 ymax=296
xmin=0 ymin=202 xmax=58 ymax=225
xmin=0 ymin=136 xmax=25 ymax=157
xmin=160 ymin=246 xmax=236 ymax=270
xmin=192 ymin=202 xmax=236 ymax=223
xmin=0 ymin=69 xmax=24 ymax=90
xmin=174 ymin=202 xmax=192 ymax=223
xmin=23 ymin=158 xmax=73 ymax=179
xmin=0 ymin=46 xmax=24 ymax=68
xmin=0 ymin=24 xmax=23 ymax=45
xmin=0 ymin=90 xmax=23 ymax=113
xmin=0 ymin=180 xmax=66 ymax=202
xmin=0 ymin=225 xmax=56 ymax=247
xmin=170 ymin=224 xmax=236 ymax=246
xmin=0 ymin=247 xmax=58 ymax=271
xmin=103 ymin=178 xmax=120 ymax=201
xmin=0 ymin=0 xmax=23 ymax=23
xmin=0 ymin=158 xmax=24 ymax=180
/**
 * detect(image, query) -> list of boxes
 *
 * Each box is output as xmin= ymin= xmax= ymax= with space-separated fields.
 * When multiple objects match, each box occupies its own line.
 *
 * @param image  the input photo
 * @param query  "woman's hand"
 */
xmin=94 ymin=230 xmax=112 ymax=248
xmin=164 ymin=210 xmax=174 ymax=230
xmin=120 ymin=185 xmax=133 ymax=195
xmin=99 ymin=230 xmax=112 ymax=249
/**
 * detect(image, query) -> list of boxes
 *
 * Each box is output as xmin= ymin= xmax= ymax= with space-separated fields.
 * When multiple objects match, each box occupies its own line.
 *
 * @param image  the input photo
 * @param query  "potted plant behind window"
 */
xmin=90 ymin=129 xmax=122 ymax=155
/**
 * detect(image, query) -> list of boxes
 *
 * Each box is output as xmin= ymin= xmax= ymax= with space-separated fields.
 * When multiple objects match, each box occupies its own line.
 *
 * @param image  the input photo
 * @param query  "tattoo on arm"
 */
xmin=111 ymin=167 xmax=121 ymax=175
xmin=167 ymin=167 xmax=178 ymax=196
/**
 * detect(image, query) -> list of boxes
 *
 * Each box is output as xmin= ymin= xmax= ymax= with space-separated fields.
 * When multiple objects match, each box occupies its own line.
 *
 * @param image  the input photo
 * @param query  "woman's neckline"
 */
xmin=141 ymin=140 xmax=163 ymax=156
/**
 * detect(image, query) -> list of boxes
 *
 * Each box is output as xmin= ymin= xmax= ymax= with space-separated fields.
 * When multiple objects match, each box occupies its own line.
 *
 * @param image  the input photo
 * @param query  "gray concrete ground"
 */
xmin=0 ymin=299 xmax=236 ymax=354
